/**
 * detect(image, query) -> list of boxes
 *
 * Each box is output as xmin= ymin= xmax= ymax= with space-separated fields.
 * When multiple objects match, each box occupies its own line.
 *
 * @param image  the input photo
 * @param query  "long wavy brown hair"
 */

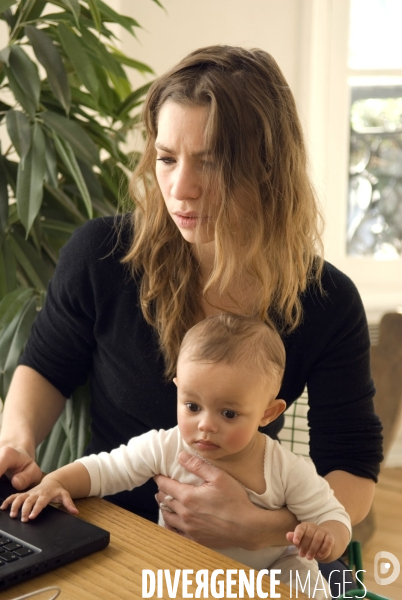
xmin=122 ymin=45 xmax=324 ymax=379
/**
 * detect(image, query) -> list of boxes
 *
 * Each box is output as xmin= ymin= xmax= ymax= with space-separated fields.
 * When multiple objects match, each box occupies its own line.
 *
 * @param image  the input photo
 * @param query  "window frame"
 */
xmin=300 ymin=0 xmax=402 ymax=321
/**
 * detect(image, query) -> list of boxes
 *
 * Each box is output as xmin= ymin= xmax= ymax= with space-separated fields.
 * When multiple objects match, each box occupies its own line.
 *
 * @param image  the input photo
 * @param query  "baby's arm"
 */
xmin=0 ymin=462 xmax=91 ymax=522
xmin=286 ymin=519 xmax=350 ymax=563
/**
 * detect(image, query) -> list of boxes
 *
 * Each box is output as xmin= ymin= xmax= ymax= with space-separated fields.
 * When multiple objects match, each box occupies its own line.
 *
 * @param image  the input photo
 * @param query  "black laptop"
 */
xmin=0 ymin=476 xmax=110 ymax=591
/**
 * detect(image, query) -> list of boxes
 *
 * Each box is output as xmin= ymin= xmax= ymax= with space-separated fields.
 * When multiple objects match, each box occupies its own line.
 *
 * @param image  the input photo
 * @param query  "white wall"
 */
xmin=118 ymin=0 xmax=402 ymax=322
xmin=120 ymin=0 xmax=302 ymax=97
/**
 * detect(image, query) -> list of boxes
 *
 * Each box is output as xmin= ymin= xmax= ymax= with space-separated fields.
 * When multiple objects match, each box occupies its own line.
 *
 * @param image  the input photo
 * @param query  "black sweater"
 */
xmin=20 ymin=217 xmax=383 ymax=521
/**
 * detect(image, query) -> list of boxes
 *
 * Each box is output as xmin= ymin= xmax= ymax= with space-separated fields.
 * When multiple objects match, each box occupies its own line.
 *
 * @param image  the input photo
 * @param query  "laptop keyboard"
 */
xmin=0 ymin=534 xmax=35 ymax=566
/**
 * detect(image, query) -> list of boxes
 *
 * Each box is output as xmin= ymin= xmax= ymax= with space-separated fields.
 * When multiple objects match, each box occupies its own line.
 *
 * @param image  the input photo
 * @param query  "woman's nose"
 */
xmin=170 ymin=164 xmax=201 ymax=200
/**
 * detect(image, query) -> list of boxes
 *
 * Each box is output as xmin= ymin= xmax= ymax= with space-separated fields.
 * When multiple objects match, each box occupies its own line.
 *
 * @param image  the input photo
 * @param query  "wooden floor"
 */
xmin=360 ymin=468 xmax=402 ymax=599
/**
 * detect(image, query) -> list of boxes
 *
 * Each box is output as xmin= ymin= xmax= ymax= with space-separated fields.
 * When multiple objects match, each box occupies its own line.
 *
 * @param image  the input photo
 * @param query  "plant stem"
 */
xmin=10 ymin=0 xmax=38 ymax=42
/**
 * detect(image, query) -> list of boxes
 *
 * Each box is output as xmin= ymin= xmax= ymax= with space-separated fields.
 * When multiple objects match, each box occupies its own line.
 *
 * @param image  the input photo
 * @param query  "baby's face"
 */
xmin=175 ymin=357 xmax=283 ymax=461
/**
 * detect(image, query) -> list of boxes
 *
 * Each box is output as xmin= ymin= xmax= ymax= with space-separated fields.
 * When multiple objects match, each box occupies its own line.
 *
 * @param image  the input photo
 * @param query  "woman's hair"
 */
xmin=122 ymin=45 xmax=324 ymax=379
xmin=179 ymin=314 xmax=285 ymax=396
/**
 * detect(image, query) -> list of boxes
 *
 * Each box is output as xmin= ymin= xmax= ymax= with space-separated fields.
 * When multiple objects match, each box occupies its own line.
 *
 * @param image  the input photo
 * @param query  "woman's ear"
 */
xmin=173 ymin=377 xmax=178 ymax=387
xmin=260 ymin=399 xmax=286 ymax=427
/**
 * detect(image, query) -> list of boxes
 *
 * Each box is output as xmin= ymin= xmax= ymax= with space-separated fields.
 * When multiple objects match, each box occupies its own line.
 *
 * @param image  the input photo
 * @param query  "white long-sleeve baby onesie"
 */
xmin=77 ymin=427 xmax=351 ymax=574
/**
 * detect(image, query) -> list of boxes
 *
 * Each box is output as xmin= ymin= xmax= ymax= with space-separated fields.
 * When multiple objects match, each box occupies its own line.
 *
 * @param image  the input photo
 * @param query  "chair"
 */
xmin=278 ymin=312 xmax=402 ymax=600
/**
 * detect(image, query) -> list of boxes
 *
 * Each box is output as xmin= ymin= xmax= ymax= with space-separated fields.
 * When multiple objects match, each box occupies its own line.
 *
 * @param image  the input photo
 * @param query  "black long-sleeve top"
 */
xmin=20 ymin=216 xmax=383 ymax=522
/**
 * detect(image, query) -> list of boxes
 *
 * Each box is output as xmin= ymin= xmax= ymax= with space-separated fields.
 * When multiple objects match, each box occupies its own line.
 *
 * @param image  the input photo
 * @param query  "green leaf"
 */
xmin=68 ymin=381 xmax=90 ymax=459
xmin=43 ymin=182 xmax=86 ymax=224
xmin=0 ymin=157 xmax=9 ymax=238
xmin=60 ymin=0 xmax=80 ymax=28
xmin=69 ymin=87 xmax=99 ymax=112
xmin=0 ymin=46 xmax=11 ymax=66
xmin=5 ymin=109 xmax=31 ymax=165
xmin=97 ymin=0 xmax=140 ymax=37
xmin=36 ymin=417 xmax=67 ymax=472
xmin=23 ymin=0 xmax=47 ymax=23
xmin=87 ymin=0 xmax=102 ymax=32
xmin=0 ymin=0 xmax=16 ymax=13
xmin=7 ymin=45 xmax=40 ymax=117
xmin=8 ymin=232 xmax=50 ymax=290
xmin=41 ymin=110 xmax=100 ymax=166
xmin=78 ymin=159 xmax=103 ymax=201
xmin=0 ymin=287 xmax=34 ymax=331
xmin=41 ymin=218 xmax=77 ymax=235
xmin=1 ymin=157 xmax=17 ymax=195
xmin=80 ymin=28 xmax=130 ymax=99
xmin=116 ymin=82 xmax=152 ymax=119
xmin=43 ymin=133 xmax=58 ymax=188
xmin=53 ymin=134 xmax=93 ymax=218
xmin=0 ymin=251 xmax=8 ymax=298
xmin=0 ymin=295 xmax=37 ymax=398
xmin=0 ymin=7 xmax=15 ymax=29
xmin=0 ymin=238 xmax=17 ymax=296
xmin=110 ymin=49 xmax=154 ymax=75
xmin=58 ymin=23 xmax=99 ymax=100
xmin=26 ymin=26 xmax=71 ymax=114
xmin=16 ymin=122 xmax=46 ymax=235
xmin=91 ymin=63 xmax=114 ymax=114
xmin=4 ymin=67 xmax=36 ymax=119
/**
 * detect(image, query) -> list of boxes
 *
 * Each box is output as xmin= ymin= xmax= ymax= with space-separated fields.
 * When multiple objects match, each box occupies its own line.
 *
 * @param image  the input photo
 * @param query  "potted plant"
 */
xmin=0 ymin=0 xmax=159 ymax=469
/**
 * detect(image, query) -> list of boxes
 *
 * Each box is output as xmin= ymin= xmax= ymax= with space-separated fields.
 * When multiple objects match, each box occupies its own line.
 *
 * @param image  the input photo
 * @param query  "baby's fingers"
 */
xmin=59 ymin=491 xmax=79 ymax=516
xmin=0 ymin=494 xmax=20 ymax=511
xmin=1 ymin=494 xmax=31 ymax=519
xmin=21 ymin=495 xmax=46 ymax=522
xmin=291 ymin=523 xmax=308 ymax=546
xmin=305 ymin=530 xmax=326 ymax=560
xmin=316 ymin=534 xmax=334 ymax=560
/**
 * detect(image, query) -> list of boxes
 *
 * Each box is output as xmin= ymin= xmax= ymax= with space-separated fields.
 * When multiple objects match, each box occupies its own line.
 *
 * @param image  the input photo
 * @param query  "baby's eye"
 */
xmin=185 ymin=403 xmax=200 ymax=413
xmin=222 ymin=410 xmax=238 ymax=420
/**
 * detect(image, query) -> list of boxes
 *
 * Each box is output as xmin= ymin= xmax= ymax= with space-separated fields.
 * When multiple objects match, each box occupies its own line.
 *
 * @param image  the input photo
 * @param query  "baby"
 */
xmin=2 ymin=314 xmax=350 ymax=598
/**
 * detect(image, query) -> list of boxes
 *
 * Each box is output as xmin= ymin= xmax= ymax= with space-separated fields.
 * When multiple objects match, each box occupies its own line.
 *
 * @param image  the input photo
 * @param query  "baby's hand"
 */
xmin=286 ymin=522 xmax=334 ymax=561
xmin=0 ymin=476 xmax=79 ymax=522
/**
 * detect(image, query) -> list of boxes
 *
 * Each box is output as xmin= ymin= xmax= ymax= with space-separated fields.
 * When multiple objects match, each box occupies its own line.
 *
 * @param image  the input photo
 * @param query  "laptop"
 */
xmin=0 ymin=476 xmax=110 ymax=591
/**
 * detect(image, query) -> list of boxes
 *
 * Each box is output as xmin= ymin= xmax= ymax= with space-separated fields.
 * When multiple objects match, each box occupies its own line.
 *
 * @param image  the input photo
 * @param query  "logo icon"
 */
xmin=374 ymin=551 xmax=400 ymax=586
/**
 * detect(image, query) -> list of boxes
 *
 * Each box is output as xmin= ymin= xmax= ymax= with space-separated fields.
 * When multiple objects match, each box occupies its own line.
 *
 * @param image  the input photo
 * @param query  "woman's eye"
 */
xmin=185 ymin=403 xmax=200 ymax=413
xmin=156 ymin=157 xmax=174 ymax=165
xmin=223 ymin=410 xmax=238 ymax=420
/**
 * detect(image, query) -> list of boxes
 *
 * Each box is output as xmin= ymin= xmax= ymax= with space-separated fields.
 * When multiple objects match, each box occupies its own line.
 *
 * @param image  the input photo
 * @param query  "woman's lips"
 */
xmin=173 ymin=213 xmax=209 ymax=229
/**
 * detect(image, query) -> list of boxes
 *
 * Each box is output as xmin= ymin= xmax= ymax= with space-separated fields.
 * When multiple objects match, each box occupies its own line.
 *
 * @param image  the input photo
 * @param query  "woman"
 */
xmin=0 ymin=46 xmax=382 ymax=590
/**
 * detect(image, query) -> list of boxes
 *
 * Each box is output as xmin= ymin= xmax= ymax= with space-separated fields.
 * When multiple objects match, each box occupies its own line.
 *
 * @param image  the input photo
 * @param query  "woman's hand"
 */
xmin=0 ymin=366 xmax=67 ymax=491
xmin=0 ymin=445 xmax=43 ymax=490
xmin=154 ymin=452 xmax=298 ymax=550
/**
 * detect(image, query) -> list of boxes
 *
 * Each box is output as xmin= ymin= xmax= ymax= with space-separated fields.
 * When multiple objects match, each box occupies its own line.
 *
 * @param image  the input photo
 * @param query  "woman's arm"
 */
xmin=0 ymin=365 xmax=66 ymax=489
xmin=325 ymin=470 xmax=375 ymax=526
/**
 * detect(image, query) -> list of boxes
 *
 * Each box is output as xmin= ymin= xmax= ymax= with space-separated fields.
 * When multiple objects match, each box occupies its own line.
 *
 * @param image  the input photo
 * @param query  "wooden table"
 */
xmin=2 ymin=497 xmax=307 ymax=599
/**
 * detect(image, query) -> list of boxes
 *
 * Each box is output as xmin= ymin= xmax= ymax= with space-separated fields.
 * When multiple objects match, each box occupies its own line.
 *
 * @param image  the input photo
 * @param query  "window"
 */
xmin=347 ymin=0 xmax=402 ymax=259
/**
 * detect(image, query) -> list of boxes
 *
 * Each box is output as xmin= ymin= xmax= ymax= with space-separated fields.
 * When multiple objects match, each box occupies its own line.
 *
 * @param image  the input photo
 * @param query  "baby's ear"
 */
xmin=173 ymin=377 xmax=178 ymax=387
xmin=260 ymin=399 xmax=286 ymax=427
